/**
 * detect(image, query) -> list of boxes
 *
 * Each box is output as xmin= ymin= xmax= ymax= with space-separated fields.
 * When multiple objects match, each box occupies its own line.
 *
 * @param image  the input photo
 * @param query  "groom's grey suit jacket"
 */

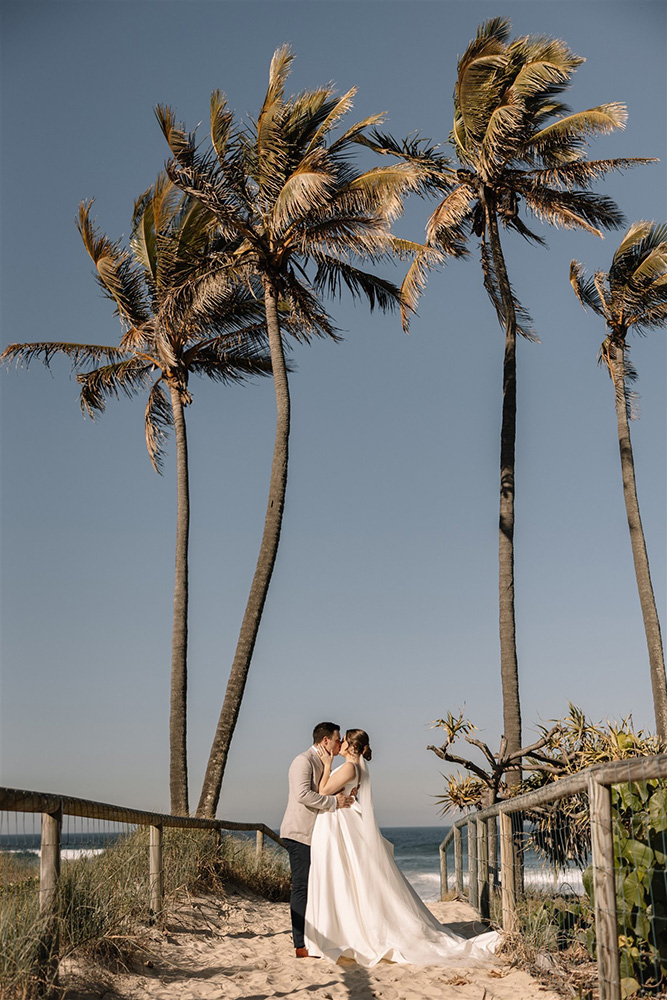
xmin=280 ymin=746 xmax=337 ymax=846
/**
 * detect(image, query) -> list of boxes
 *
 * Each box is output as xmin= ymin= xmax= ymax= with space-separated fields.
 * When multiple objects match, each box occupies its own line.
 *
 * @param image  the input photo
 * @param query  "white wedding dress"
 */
xmin=304 ymin=760 xmax=499 ymax=968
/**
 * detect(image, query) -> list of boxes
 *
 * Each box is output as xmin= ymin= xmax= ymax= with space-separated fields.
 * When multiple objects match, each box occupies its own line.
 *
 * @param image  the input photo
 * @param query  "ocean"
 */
xmin=1 ymin=826 xmax=448 ymax=901
xmin=381 ymin=826 xmax=448 ymax=900
xmin=0 ymin=825 xmax=584 ymax=901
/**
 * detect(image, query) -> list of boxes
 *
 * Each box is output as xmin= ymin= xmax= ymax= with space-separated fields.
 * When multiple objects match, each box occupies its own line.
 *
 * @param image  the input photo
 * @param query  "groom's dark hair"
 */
xmin=313 ymin=721 xmax=340 ymax=744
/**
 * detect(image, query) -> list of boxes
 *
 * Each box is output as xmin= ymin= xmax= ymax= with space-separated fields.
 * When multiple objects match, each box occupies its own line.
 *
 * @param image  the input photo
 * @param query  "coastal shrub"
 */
xmin=608 ymin=779 xmax=667 ymax=997
xmin=433 ymin=705 xmax=667 ymax=996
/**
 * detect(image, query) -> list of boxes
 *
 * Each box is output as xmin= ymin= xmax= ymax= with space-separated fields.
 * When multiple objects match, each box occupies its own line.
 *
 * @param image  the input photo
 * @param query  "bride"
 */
xmin=303 ymin=728 xmax=499 ymax=968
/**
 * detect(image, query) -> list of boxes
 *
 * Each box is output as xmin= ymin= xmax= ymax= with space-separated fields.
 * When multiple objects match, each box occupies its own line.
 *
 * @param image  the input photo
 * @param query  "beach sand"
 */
xmin=66 ymin=888 xmax=559 ymax=1000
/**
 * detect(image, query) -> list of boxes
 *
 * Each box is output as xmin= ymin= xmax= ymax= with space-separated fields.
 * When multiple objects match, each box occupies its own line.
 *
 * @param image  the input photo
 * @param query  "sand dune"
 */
xmin=67 ymin=889 xmax=559 ymax=999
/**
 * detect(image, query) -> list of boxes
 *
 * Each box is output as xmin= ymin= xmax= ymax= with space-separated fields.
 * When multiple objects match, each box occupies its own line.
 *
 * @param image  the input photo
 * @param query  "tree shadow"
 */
xmin=337 ymin=957 xmax=380 ymax=1000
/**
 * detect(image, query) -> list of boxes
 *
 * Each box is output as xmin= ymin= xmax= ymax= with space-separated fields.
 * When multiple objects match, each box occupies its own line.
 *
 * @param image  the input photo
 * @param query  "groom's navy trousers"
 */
xmin=283 ymin=838 xmax=310 ymax=948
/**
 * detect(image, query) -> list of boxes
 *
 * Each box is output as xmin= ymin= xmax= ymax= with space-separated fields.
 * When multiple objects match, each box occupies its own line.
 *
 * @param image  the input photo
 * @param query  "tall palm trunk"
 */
xmin=483 ymin=190 xmax=523 ymax=782
xmin=610 ymin=337 xmax=667 ymax=740
xmin=197 ymin=277 xmax=290 ymax=818
xmin=168 ymin=384 xmax=190 ymax=815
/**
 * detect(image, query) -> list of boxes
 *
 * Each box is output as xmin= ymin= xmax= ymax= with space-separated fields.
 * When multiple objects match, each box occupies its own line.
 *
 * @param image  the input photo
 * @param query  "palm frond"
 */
xmin=518 ymin=185 xmax=625 ymax=235
xmin=528 ymin=105 xmax=627 ymax=162
xmin=427 ymin=184 xmax=476 ymax=254
xmin=354 ymin=130 xmax=456 ymax=197
xmin=337 ymin=163 xmax=428 ymax=221
xmin=185 ymin=324 xmax=271 ymax=363
xmin=515 ymin=158 xmax=658 ymax=192
xmin=302 ymin=88 xmax=358 ymax=153
xmin=261 ymin=44 xmax=294 ymax=116
xmin=286 ymin=88 xmax=338 ymax=148
xmin=77 ymin=358 xmax=154 ymax=417
xmin=628 ymin=244 xmax=667 ymax=287
xmin=77 ymin=202 xmax=150 ymax=327
xmin=479 ymin=96 xmax=527 ymax=174
xmin=456 ymin=18 xmax=511 ymax=142
xmin=313 ymin=256 xmax=400 ymax=312
xmin=301 ymin=214 xmax=395 ymax=262
xmin=399 ymin=245 xmax=444 ymax=331
xmin=189 ymin=343 xmax=274 ymax=383
xmin=210 ymin=89 xmax=235 ymax=165
xmin=271 ymin=150 xmax=336 ymax=230
xmin=508 ymin=35 xmax=582 ymax=96
xmin=131 ymin=174 xmax=182 ymax=290
xmin=255 ymin=48 xmax=295 ymax=200
xmin=610 ymin=221 xmax=667 ymax=286
xmin=144 ymin=379 xmax=173 ymax=473
xmin=277 ymin=273 xmax=340 ymax=343
xmin=510 ymin=57 xmax=571 ymax=101
xmin=155 ymin=104 xmax=197 ymax=171
xmin=569 ymin=260 xmax=605 ymax=315
xmin=119 ymin=325 xmax=152 ymax=353
xmin=1 ymin=341 xmax=126 ymax=370
xmin=500 ymin=209 xmax=547 ymax=246
xmin=457 ymin=53 xmax=508 ymax=147
xmin=480 ymin=239 xmax=537 ymax=341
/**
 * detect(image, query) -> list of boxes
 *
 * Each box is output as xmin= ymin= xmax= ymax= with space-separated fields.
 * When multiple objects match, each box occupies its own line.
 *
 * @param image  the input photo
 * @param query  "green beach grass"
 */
xmin=0 ymin=829 xmax=290 ymax=998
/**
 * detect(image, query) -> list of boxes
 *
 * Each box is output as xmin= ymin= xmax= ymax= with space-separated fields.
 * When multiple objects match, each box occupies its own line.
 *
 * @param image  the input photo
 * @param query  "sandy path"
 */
xmin=68 ymin=888 xmax=558 ymax=1000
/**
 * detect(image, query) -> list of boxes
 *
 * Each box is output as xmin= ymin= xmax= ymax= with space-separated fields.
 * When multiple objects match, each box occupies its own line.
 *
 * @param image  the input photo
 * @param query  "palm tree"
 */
xmin=158 ymin=46 xmax=434 ymax=817
xmin=396 ymin=16 xmax=654 ymax=781
xmin=571 ymin=222 xmax=667 ymax=739
xmin=2 ymin=176 xmax=274 ymax=814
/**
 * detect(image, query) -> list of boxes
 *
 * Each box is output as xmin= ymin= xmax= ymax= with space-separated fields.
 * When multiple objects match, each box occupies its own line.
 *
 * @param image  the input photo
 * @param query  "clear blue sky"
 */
xmin=1 ymin=0 xmax=665 ymax=826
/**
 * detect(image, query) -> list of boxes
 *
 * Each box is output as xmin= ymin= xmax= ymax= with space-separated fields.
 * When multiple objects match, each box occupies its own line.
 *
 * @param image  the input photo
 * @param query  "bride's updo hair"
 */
xmin=345 ymin=729 xmax=372 ymax=761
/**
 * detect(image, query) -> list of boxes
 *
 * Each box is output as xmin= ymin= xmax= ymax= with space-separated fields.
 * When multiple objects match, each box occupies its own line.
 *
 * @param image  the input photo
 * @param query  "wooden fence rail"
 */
xmin=0 ymin=785 xmax=285 ymax=997
xmin=438 ymin=753 xmax=667 ymax=1000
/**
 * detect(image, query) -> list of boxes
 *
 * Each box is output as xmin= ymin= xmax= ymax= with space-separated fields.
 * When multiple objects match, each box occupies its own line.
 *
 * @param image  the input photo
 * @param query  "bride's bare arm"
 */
xmin=319 ymin=761 xmax=355 ymax=795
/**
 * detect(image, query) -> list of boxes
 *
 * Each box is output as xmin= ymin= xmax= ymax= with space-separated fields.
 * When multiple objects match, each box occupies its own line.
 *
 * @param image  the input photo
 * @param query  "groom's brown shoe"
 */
xmin=295 ymin=947 xmax=309 ymax=958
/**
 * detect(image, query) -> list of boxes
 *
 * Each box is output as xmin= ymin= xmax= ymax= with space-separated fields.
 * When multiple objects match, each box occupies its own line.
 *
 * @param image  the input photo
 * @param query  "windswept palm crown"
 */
xmin=75 ymin=178 xmax=274 ymax=472
xmin=3 ymin=175 xmax=274 ymax=815
xmin=157 ymin=45 xmax=438 ymax=817
xmin=403 ymin=15 xmax=655 ymax=320
xmin=156 ymin=45 xmax=434 ymax=329
xmin=571 ymin=222 xmax=667 ymax=738
xmin=570 ymin=220 xmax=667 ymax=350
xmin=3 ymin=178 xmax=273 ymax=471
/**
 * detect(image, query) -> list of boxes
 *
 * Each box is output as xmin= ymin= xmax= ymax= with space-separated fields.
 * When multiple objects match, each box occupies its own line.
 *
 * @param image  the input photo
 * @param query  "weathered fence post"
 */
xmin=499 ymin=809 xmax=518 ymax=933
xmin=467 ymin=817 xmax=478 ymax=910
xmin=39 ymin=803 xmax=62 ymax=997
xmin=149 ymin=824 xmax=163 ymax=923
xmin=440 ymin=840 xmax=448 ymax=899
xmin=454 ymin=825 xmax=463 ymax=896
xmin=476 ymin=817 xmax=490 ymax=920
xmin=255 ymin=828 xmax=264 ymax=862
xmin=511 ymin=811 xmax=525 ymax=899
xmin=488 ymin=814 xmax=499 ymax=887
xmin=588 ymin=775 xmax=621 ymax=1000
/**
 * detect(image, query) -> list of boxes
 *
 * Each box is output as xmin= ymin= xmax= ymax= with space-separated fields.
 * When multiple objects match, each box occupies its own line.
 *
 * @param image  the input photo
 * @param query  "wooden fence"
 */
xmin=0 ymin=785 xmax=285 ymax=995
xmin=438 ymin=753 xmax=667 ymax=1000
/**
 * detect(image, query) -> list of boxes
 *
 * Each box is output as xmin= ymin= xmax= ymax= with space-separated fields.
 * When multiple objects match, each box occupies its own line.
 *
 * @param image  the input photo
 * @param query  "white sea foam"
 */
xmin=443 ymin=866 xmax=585 ymax=897
xmin=404 ymin=870 xmax=441 ymax=901
xmin=4 ymin=848 xmax=106 ymax=861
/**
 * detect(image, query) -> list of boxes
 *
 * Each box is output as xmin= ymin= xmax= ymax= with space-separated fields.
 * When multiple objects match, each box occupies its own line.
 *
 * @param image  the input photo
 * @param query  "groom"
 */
xmin=280 ymin=721 xmax=355 ymax=958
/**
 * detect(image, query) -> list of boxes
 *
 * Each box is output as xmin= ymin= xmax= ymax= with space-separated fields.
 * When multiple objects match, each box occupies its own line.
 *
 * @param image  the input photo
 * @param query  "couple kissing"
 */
xmin=280 ymin=721 xmax=499 ymax=968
